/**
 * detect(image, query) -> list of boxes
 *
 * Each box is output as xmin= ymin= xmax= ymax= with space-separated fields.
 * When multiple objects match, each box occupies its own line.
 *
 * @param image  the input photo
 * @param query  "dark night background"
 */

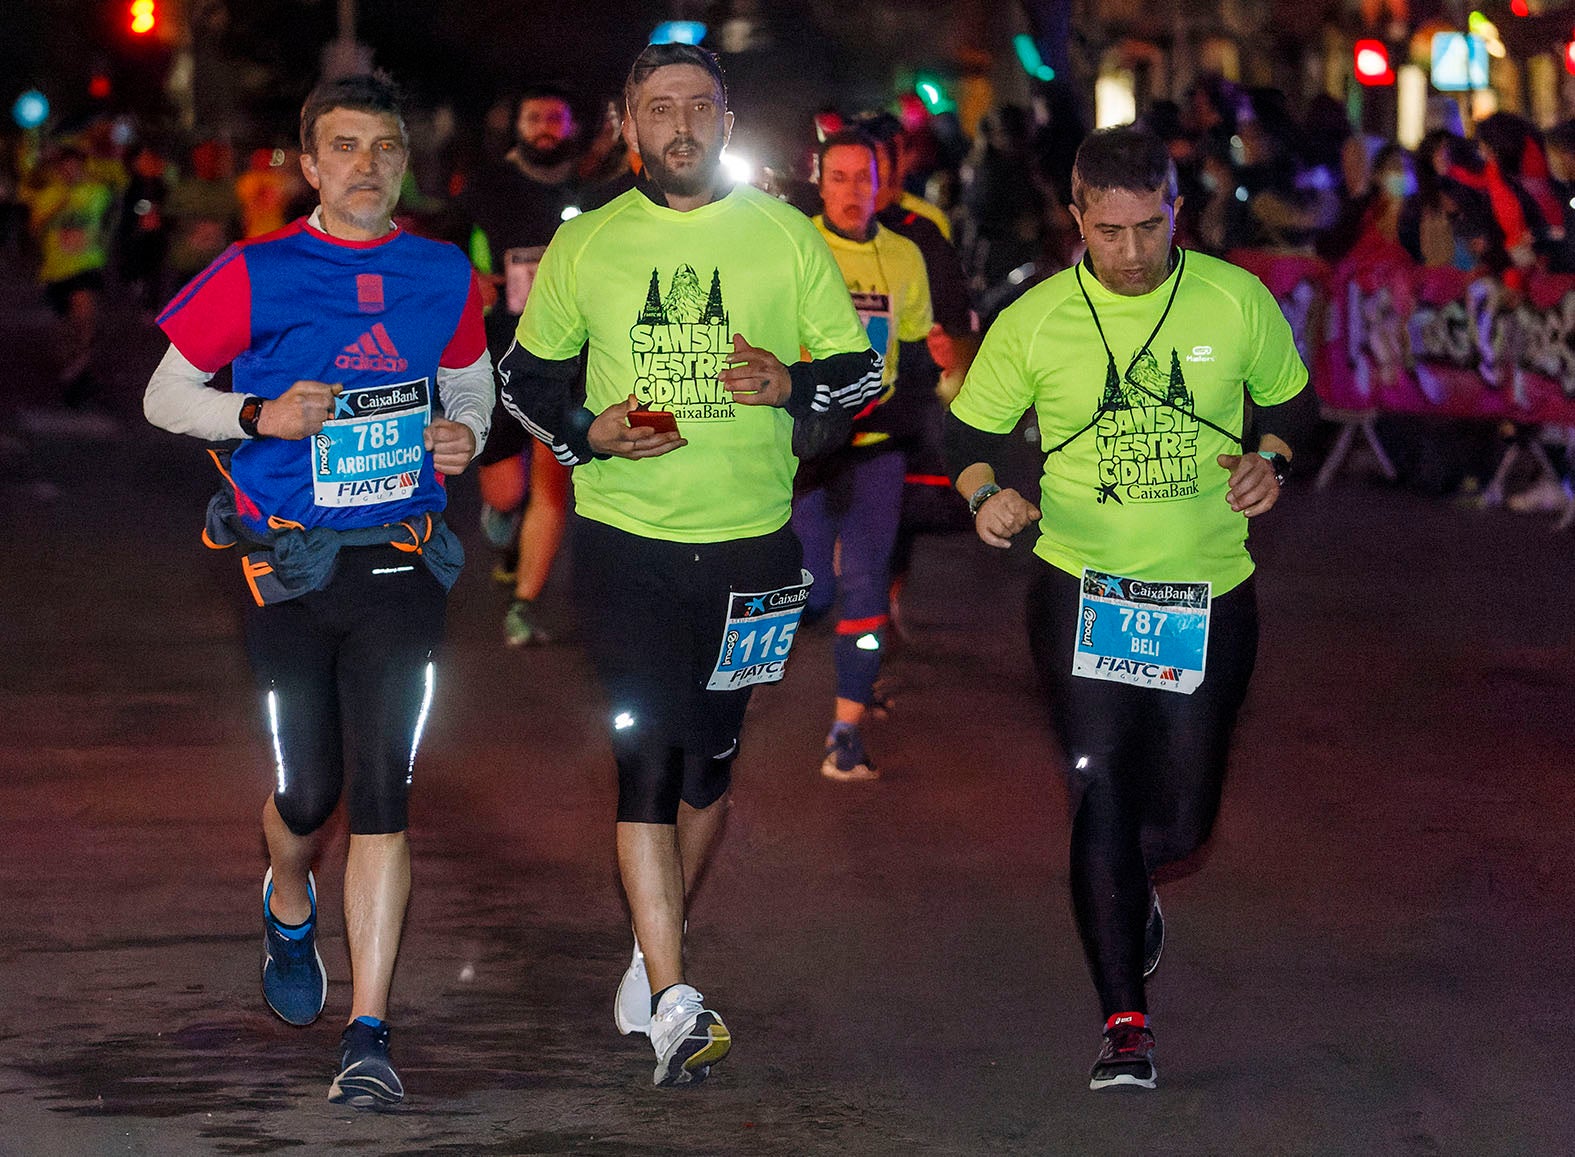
xmin=4 ymin=1 xmax=1028 ymax=173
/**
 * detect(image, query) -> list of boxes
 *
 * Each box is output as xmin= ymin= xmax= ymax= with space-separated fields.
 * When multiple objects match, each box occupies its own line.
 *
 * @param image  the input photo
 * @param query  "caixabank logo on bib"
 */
xmin=630 ymin=265 xmax=735 ymax=421
xmin=1093 ymin=348 xmax=1200 ymax=504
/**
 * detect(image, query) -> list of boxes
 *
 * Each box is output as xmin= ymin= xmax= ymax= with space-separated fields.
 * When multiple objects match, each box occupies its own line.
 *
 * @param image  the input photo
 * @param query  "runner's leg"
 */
xmin=1027 ymin=566 xmax=1150 ymax=1019
xmin=335 ymin=546 xmax=446 ymax=1022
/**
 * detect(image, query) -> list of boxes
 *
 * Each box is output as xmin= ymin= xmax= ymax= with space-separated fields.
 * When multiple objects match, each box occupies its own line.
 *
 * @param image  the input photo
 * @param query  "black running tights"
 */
xmin=1026 ymin=565 xmax=1258 ymax=1020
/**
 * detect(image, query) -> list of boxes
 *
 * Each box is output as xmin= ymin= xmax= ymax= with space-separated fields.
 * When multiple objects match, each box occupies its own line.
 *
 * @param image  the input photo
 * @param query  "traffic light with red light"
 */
xmin=1565 ymin=37 xmax=1575 ymax=75
xmin=1353 ymin=39 xmax=1395 ymax=86
xmin=129 ymin=0 xmax=156 ymax=35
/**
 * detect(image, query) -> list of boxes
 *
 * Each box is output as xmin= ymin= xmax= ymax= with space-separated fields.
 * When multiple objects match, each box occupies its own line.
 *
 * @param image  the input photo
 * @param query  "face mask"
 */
xmin=1382 ymin=173 xmax=1409 ymax=199
xmin=1453 ymin=237 xmax=1475 ymax=271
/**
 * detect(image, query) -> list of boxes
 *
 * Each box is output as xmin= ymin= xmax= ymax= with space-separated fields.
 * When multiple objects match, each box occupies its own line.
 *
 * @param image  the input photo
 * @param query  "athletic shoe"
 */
xmin=261 ymin=868 xmax=327 ymax=1026
xmin=503 ymin=598 xmax=550 ymax=647
xmin=328 ymin=1020 xmax=404 ymax=1108
xmin=1507 ymin=476 xmax=1573 ymax=514
xmin=649 ymin=984 xmax=731 ymax=1087
xmin=821 ymin=725 xmax=879 ymax=782
xmin=1143 ymin=889 xmax=1164 ymax=979
xmin=615 ymin=938 xmax=650 ymax=1036
xmin=1089 ymin=1018 xmax=1157 ymax=1090
xmin=479 ymin=503 xmax=520 ymax=549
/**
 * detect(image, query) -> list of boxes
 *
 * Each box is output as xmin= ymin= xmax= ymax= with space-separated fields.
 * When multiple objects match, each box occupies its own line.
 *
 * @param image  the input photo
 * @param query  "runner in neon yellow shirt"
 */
xmin=946 ymin=124 xmax=1315 ymax=1093
xmin=498 ymin=43 xmax=880 ymax=1090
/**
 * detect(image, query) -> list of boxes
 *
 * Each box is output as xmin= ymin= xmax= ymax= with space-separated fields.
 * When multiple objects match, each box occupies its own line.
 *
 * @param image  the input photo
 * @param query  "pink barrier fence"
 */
xmin=1228 ymin=247 xmax=1575 ymax=426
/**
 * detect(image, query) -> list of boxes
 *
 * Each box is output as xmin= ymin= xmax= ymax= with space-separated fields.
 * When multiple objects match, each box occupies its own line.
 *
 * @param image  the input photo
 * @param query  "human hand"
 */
xmin=424 ymin=417 xmax=476 ymax=475
xmin=1217 ymin=453 xmax=1281 ymax=517
xmin=974 ymin=488 xmax=1041 ymax=548
xmin=717 ymin=334 xmax=791 ymax=407
xmin=587 ymin=393 xmax=687 ymax=458
xmin=256 ymin=381 xmax=342 ymax=439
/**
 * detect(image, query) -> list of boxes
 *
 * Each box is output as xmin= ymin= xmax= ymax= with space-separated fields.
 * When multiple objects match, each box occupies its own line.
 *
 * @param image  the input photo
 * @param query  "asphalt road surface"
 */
xmin=1 ymin=264 xmax=1572 ymax=1155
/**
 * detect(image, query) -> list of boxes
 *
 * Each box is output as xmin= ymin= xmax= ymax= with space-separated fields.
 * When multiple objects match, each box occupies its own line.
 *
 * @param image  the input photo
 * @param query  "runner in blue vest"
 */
xmin=145 ymin=73 xmax=492 ymax=1107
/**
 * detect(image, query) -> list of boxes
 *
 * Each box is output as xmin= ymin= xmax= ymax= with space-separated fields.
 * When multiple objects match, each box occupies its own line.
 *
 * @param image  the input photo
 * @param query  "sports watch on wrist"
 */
xmin=237 ymin=396 xmax=267 ymax=439
xmin=968 ymin=481 xmax=1003 ymax=517
xmin=1257 ymin=450 xmax=1290 ymax=487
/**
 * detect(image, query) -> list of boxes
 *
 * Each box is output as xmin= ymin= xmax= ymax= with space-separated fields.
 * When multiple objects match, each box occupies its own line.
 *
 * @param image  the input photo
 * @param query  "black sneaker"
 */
xmin=1143 ymin=889 xmax=1164 ymax=979
xmin=1089 ymin=1018 xmax=1157 ymax=1090
xmin=328 ymin=1020 xmax=405 ymax=1108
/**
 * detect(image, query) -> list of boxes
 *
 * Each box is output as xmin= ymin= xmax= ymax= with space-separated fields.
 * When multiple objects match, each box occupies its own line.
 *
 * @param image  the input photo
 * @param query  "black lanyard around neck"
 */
xmin=1065 ymin=247 xmax=1242 ymax=451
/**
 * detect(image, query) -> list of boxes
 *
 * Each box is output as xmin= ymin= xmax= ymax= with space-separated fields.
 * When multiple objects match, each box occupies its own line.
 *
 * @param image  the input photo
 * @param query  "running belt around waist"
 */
xmin=201 ymin=455 xmax=462 ymax=606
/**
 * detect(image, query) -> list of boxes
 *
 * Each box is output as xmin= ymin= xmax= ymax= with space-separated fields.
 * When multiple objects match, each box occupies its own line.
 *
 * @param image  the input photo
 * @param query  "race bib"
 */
xmin=851 ymin=290 xmax=891 ymax=362
xmin=1072 ymin=568 xmax=1211 ymax=694
xmin=311 ymin=378 xmax=430 ymax=508
xmin=707 ymin=569 xmax=813 ymax=691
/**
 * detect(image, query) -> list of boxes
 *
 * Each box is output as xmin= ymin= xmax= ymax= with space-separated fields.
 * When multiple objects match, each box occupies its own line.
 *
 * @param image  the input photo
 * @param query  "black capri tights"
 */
xmin=244 ymin=545 xmax=447 ymax=837
xmin=1027 ymin=564 xmax=1258 ymax=1020
xmin=574 ymin=517 xmax=804 ymax=825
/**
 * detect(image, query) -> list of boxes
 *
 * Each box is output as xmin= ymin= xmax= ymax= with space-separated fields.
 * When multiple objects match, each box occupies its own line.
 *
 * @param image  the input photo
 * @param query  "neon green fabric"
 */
xmin=518 ymin=183 xmax=869 ymax=543
xmin=32 ymin=179 xmax=115 ymax=285
xmin=952 ymin=250 xmax=1307 ymax=592
xmin=813 ymin=217 xmax=932 ymax=447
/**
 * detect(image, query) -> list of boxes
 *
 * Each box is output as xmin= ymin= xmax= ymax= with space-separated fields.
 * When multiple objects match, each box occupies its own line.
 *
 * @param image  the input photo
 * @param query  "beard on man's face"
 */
xmin=641 ymin=134 xmax=723 ymax=198
xmin=517 ymin=136 xmax=575 ymax=166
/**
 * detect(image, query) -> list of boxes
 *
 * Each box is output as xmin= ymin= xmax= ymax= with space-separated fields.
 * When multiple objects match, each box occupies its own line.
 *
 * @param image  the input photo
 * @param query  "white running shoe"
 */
xmin=615 ymin=938 xmax=650 ymax=1036
xmin=649 ymin=984 xmax=731 ymax=1087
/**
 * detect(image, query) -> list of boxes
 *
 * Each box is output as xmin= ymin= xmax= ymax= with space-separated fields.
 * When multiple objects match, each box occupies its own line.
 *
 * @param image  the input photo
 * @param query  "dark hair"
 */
xmin=850 ymin=111 xmax=902 ymax=171
xmin=816 ymin=128 xmax=880 ymax=181
xmin=299 ymin=72 xmax=407 ymax=154
xmin=1071 ymin=124 xmax=1177 ymax=208
xmin=623 ymin=43 xmax=727 ymax=116
xmin=1478 ymin=112 xmax=1539 ymax=175
xmin=517 ymin=86 xmax=575 ymax=115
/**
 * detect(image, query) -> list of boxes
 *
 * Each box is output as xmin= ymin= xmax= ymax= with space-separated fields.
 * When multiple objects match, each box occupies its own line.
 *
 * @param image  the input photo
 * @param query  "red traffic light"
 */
xmin=129 ymin=0 xmax=156 ymax=34
xmin=1565 ymin=38 xmax=1575 ymax=75
xmin=1511 ymin=0 xmax=1530 ymax=15
xmin=1354 ymin=39 xmax=1395 ymax=86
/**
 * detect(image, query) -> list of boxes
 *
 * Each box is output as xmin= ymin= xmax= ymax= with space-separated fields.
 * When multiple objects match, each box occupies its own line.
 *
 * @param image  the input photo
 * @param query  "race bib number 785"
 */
xmin=312 ymin=378 xmax=430 ymax=508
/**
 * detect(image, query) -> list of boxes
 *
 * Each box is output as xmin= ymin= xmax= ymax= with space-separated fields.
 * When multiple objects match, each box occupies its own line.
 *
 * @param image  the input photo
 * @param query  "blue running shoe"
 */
xmin=262 ymin=868 xmax=327 ymax=1026
xmin=328 ymin=1020 xmax=405 ymax=1108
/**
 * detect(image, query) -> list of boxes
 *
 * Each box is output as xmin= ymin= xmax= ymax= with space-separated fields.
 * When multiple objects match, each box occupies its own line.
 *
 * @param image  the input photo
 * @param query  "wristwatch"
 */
xmin=968 ymin=481 xmax=1003 ymax=517
xmin=1257 ymin=450 xmax=1290 ymax=487
xmin=237 ymin=396 xmax=267 ymax=439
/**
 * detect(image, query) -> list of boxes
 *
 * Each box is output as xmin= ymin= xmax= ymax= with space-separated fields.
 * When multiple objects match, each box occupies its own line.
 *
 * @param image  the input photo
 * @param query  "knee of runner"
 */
xmin=346 ymin=786 xmax=411 ymax=837
xmin=615 ymin=745 xmax=685 ymax=825
xmin=834 ymin=615 xmax=888 ymax=652
xmin=274 ymin=783 xmax=340 ymax=837
xmin=679 ymin=743 xmax=737 ymax=812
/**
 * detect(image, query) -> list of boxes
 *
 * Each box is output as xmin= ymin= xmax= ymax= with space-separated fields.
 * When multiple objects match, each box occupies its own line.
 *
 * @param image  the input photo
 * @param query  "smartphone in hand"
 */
xmin=627 ymin=409 xmax=679 ymax=435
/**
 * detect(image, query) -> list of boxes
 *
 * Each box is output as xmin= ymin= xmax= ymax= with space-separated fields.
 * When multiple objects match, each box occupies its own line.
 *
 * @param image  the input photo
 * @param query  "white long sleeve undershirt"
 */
xmin=143 ymin=344 xmax=493 ymax=457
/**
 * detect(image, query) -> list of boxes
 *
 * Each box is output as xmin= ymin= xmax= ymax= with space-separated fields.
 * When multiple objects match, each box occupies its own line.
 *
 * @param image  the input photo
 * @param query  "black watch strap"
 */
xmin=238 ymin=396 xmax=266 ymax=439
xmin=968 ymin=482 xmax=1003 ymax=516
xmin=1257 ymin=450 xmax=1289 ymax=487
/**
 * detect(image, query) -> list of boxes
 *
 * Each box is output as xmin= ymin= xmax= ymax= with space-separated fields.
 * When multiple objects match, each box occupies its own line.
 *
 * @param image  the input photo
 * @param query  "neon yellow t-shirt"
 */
xmin=952 ymin=250 xmax=1307 ymax=593
xmin=813 ymin=217 xmax=932 ymax=447
xmin=31 ymin=180 xmax=115 ymax=285
xmin=517 ymin=183 xmax=871 ymax=543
